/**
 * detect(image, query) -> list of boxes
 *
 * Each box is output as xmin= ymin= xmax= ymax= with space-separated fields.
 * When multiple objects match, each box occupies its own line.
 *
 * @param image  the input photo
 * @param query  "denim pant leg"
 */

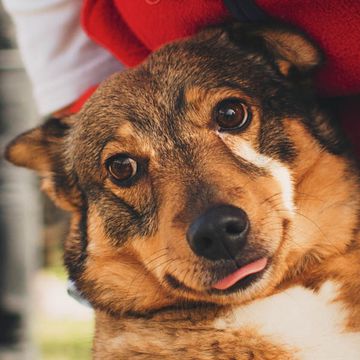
xmin=0 ymin=48 xmax=41 ymax=360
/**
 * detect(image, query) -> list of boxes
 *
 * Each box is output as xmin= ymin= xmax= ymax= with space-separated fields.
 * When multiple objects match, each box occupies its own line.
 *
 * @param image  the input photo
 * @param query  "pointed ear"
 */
xmin=226 ymin=21 xmax=323 ymax=76
xmin=5 ymin=117 xmax=72 ymax=171
xmin=5 ymin=116 xmax=82 ymax=211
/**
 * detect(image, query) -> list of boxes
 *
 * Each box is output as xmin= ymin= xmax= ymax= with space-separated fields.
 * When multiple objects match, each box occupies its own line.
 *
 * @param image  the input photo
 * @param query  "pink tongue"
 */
xmin=212 ymin=258 xmax=268 ymax=290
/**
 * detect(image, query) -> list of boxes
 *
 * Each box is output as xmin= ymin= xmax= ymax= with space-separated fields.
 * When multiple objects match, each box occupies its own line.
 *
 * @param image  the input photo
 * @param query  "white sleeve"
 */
xmin=2 ymin=0 xmax=124 ymax=115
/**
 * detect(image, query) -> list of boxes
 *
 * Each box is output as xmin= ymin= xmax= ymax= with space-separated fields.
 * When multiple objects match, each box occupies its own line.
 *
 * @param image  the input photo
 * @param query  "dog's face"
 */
xmin=6 ymin=23 xmax=358 ymax=315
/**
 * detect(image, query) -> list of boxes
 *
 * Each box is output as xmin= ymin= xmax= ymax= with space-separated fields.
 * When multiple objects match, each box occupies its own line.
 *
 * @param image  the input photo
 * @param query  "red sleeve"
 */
xmin=81 ymin=0 xmax=150 ymax=67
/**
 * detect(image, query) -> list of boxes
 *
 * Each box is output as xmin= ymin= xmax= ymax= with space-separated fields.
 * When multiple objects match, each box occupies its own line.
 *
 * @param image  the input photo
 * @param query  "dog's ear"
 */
xmin=5 ymin=116 xmax=71 ymax=171
xmin=226 ymin=22 xmax=323 ymax=76
xmin=5 ymin=116 xmax=82 ymax=211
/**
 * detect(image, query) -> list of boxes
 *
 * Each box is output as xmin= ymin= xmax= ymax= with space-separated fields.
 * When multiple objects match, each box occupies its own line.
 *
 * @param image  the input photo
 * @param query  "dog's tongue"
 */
xmin=212 ymin=258 xmax=268 ymax=290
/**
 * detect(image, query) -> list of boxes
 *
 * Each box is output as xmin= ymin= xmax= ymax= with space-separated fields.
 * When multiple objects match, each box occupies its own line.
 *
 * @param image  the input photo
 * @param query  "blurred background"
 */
xmin=0 ymin=4 xmax=93 ymax=359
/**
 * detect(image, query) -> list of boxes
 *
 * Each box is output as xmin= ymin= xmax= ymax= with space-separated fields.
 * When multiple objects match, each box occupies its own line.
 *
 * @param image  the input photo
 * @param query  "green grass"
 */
xmin=37 ymin=318 xmax=94 ymax=360
xmin=42 ymin=263 xmax=68 ymax=280
xmin=38 ymin=261 xmax=94 ymax=359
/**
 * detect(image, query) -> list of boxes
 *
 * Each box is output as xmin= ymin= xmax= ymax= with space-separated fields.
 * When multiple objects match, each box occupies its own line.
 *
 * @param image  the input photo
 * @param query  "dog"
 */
xmin=5 ymin=22 xmax=360 ymax=359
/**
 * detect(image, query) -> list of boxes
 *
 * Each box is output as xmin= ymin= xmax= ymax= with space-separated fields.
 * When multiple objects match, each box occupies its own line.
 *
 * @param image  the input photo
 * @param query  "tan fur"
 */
xmin=83 ymin=205 xmax=176 ymax=314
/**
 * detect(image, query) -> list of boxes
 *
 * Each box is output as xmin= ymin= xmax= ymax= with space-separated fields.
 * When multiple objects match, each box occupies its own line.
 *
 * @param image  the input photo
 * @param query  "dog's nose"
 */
xmin=186 ymin=205 xmax=249 ymax=261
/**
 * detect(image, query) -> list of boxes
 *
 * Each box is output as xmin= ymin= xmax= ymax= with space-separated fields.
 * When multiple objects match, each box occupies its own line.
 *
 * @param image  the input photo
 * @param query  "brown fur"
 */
xmin=5 ymin=21 xmax=360 ymax=358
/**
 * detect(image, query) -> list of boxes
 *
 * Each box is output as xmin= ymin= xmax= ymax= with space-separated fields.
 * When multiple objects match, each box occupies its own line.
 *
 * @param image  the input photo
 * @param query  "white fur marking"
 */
xmin=219 ymin=135 xmax=295 ymax=214
xmin=214 ymin=282 xmax=360 ymax=359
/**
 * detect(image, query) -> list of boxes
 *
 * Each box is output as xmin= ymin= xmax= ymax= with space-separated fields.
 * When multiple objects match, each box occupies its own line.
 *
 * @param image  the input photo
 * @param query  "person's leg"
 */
xmin=0 ymin=4 xmax=41 ymax=359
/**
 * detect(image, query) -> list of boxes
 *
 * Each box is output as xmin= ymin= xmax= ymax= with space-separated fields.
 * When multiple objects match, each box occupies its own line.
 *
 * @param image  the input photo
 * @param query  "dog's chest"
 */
xmin=214 ymin=281 xmax=360 ymax=359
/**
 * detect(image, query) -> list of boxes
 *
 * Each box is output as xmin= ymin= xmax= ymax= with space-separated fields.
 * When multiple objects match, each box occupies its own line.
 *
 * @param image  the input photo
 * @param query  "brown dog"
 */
xmin=6 ymin=22 xmax=360 ymax=359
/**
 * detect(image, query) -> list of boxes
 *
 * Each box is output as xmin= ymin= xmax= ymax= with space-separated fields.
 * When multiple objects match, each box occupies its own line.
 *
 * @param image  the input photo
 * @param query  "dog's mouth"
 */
xmin=209 ymin=257 xmax=269 ymax=294
xmin=165 ymin=256 xmax=270 ymax=296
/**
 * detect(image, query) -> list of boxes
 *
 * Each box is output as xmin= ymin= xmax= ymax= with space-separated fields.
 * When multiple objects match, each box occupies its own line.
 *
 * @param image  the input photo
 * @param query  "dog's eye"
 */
xmin=214 ymin=98 xmax=250 ymax=131
xmin=106 ymin=155 xmax=138 ymax=184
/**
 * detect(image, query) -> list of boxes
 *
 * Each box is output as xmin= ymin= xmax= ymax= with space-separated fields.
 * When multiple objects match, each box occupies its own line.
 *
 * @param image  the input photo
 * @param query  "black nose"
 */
xmin=186 ymin=205 xmax=250 ymax=261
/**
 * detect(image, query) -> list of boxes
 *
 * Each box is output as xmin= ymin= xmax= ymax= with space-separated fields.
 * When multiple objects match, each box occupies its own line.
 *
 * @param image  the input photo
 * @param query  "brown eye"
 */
xmin=214 ymin=98 xmax=251 ymax=131
xmin=106 ymin=155 xmax=138 ymax=185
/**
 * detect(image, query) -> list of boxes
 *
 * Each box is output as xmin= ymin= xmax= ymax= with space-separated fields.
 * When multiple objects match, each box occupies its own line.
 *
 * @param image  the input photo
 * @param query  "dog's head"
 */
xmin=6 ymin=22 xmax=358 ymax=315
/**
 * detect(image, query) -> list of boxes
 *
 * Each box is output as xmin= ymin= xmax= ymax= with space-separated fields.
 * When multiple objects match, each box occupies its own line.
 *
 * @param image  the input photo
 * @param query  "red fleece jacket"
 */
xmin=73 ymin=0 xmax=360 ymax=156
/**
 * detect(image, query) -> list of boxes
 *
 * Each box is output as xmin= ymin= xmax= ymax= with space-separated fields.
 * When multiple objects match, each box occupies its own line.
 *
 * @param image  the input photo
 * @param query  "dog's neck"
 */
xmin=92 ymin=305 xmax=224 ymax=359
xmin=92 ymin=305 xmax=294 ymax=359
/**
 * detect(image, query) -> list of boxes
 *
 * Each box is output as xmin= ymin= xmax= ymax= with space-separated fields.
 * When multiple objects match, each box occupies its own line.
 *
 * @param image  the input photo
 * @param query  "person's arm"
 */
xmin=2 ymin=0 xmax=123 ymax=115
